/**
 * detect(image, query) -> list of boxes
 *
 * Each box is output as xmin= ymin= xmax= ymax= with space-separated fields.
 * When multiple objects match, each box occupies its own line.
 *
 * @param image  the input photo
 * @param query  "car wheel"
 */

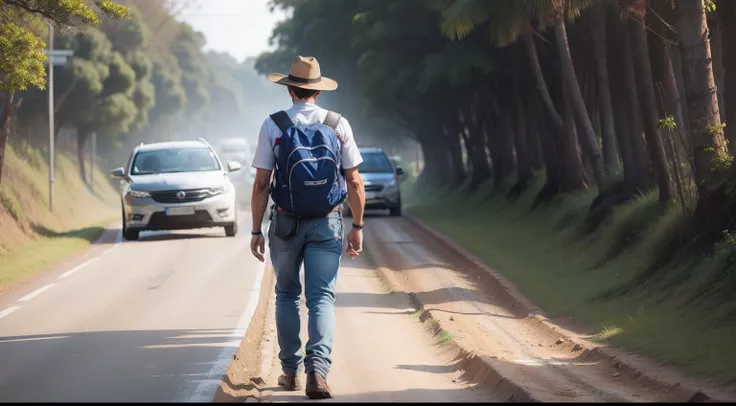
xmin=121 ymin=206 xmax=140 ymax=241
xmin=389 ymin=204 xmax=402 ymax=217
xmin=225 ymin=221 xmax=238 ymax=237
xmin=123 ymin=229 xmax=140 ymax=241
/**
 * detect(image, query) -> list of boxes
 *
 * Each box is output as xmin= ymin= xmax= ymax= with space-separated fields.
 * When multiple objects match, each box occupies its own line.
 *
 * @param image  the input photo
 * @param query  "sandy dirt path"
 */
xmin=259 ymin=250 xmax=495 ymax=402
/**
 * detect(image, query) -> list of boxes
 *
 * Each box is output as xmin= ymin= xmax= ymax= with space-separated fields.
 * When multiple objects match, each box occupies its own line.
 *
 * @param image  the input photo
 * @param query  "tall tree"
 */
xmin=675 ymin=0 xmax=731 ymax=216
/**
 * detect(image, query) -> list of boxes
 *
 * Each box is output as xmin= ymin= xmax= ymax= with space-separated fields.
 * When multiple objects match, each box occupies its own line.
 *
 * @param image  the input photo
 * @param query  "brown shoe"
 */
xmin=305 ymin=371 xmax=332 ymax=399
xmin=278 ymin=374 xmax=302 ymax=391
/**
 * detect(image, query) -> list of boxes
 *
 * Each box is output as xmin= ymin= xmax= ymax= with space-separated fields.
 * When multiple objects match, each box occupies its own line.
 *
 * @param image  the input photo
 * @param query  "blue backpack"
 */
xmin=269 ymin=110 xmax=348 ymax=217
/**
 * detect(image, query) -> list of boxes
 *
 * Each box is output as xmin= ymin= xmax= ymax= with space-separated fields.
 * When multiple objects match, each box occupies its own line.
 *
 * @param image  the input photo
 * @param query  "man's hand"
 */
xmin=346 ymin=228 xmax=363 ymax=259
xmin=251 ymin=234 xmax=266 ymax=262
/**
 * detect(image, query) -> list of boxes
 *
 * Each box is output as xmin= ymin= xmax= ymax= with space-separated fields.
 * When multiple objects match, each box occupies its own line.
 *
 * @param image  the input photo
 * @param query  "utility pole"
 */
xmin=43 ymin=23 xmax=74 ymax=213
xmin=48 ymin=22 xmax=55 ymax=212
xmin=90 ymin=132 xmax=96 ymax=190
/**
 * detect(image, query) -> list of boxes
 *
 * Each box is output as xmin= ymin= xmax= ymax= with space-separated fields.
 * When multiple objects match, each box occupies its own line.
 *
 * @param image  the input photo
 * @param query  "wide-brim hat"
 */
xmin=268 ymin=56 xmax=338 ymax=91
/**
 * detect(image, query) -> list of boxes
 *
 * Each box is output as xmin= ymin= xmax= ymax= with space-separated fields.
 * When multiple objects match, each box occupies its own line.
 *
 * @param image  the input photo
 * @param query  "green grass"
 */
xmin=408 ymin=178 xmax=736 ymax=383
xmin=0 ymin=221 xmax=114 ymax=288
xmin=0 ymin=142 xmax=118 ymax=289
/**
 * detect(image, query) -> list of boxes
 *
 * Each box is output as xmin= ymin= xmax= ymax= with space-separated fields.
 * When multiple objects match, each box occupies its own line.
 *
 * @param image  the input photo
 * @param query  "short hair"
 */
xmin=288 ymin=85 xmax=319 ymax=100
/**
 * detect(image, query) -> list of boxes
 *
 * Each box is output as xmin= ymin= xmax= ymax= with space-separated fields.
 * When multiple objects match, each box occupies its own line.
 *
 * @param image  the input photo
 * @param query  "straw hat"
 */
xmin=268 ymin=56 xmax=338 ymax=91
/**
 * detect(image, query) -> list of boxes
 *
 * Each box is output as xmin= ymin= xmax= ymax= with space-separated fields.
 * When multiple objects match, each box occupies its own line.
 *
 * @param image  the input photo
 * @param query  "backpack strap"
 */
xmin=324 ymin=111 xmax=342 ymax=131
xmin=323 ymin=111 xmax=344 ymax=142
xmin=270 ymin=110 xmax=294 ymax=134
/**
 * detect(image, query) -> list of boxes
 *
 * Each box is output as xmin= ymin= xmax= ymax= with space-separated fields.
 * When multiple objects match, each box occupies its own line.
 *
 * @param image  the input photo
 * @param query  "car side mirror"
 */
xmin=395 ymin=166 xmax=404 ymax=176
xmin=227 ymin=161 xmax=242 ymax=172
xmin=110 ymin=167 xmax=125 ymax=179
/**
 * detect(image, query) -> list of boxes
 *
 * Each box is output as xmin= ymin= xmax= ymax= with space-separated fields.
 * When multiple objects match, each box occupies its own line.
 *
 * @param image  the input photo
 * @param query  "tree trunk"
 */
xmin=500 ymin=111 xmax=516 ymax=178
xmin=513 ymin=86 xmax=533 ymax=189
xmin=720 ymin=1 xmax=736 ymax=151
xmin=78 ymin=131 xmax=89 ymax=183
xmin=590 ymin=2 xmax=619 ymax=173
xmin=670 ymin=43 xmax=694 ymax=155
xmin=529 ymin=118 xmax=545 ymax=172
xmin=630 ymin=14 xmax=674 ymax=203
xmin=560 ymin=76 xmax=589 ymax=193
xmin=444 ymin=123 xmax=466 ymax=186
xmin=620 ymin=15 xmax=651 ymax=191
xmin=0 ymin=92 xmax=15 ymax=185
xmin=523 ymin=30 xmax=564 ymax=131
xmin=534 ymin=87 xmax=563 ymax=201
xmin=554 ymin=15 xmax=606 ymax=189
xmin=675 ymin=0 xmax=730 ymax=211
xmin=486 ymin=110 xmax=508 ymax=192
xmin=707 ymin=9 xmax=726 ymax=123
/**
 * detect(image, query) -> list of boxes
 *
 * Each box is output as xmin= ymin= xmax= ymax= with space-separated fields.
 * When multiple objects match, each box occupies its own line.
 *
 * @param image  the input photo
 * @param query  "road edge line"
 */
xmin=211 ymin=256 xmax=276 ymax=403
xmin=400 ymin=212 xmax=731 ymax=402
xmin=190 ymin=259 xmax=269 ymax=402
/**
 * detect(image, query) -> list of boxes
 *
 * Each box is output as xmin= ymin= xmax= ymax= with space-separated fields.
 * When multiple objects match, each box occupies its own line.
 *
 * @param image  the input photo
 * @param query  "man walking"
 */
xmin=249 ymin=55 xmax=366 ymax=399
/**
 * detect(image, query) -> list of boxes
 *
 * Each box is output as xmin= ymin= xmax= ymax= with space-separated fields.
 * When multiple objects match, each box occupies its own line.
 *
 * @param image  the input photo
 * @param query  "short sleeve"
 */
xmin=251 ymin=119 xmax=276 ymax=170
xmin=336 ymin=117 xmax=363 ymax=169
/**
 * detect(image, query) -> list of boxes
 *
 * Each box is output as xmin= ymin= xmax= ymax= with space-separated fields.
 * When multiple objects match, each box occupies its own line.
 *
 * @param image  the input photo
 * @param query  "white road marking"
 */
xmin=57 ymin=230 xmax=121 ymax=280
xmin=0 ymin=306 xmax=21 ymax=320
xmin=59 ymin=258 xmax=99 ymax=279
xmin=185 ymin=245 xmax=268 ymax=402
xmin=18 ymin=284 xmax=56 ymax=302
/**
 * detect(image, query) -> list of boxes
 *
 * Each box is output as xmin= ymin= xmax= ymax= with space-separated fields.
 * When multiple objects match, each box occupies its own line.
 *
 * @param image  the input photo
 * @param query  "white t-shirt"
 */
xmin=251 ymin=101 xmax=363 ymax=171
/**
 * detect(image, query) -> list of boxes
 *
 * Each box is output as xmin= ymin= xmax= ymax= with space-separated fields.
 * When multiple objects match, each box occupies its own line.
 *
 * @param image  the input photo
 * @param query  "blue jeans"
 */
xmin=268 ymin=211 xmax=343 ymax=379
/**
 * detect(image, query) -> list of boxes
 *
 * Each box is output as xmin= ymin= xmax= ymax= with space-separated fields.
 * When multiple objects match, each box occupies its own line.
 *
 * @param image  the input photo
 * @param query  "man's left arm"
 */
xmin=251 ymin=168 xmax=272 ymax=234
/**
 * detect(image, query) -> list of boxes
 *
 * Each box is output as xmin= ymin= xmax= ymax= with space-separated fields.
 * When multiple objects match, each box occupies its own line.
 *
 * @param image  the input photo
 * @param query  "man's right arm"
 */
xmin=250 ymin=119 xmax=276 ymax=234
xmin=251 ymin=169 xmax=272 ymax=233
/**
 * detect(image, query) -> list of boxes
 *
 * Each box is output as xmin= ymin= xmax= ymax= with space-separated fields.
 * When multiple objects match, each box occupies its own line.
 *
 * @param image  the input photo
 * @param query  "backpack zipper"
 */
xmin=285 ymin=145 xmax=336 ymax=165
xmin=288 ymin=156 xmax=338 ymax=210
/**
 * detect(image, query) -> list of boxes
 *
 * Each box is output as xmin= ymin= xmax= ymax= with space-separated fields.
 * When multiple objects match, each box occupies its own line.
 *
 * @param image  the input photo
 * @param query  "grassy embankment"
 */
xmin=406 ymin=177 xmax=736 ymax=383
xmin=0 ymin=143 xmax=118 ymax=291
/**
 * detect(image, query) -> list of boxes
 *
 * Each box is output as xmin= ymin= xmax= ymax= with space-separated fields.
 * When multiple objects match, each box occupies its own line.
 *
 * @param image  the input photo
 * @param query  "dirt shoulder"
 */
xmin=364 ymin=215 xmax=736 ymax=402
xmin=216 ymin=238 xmax=498 ymax=402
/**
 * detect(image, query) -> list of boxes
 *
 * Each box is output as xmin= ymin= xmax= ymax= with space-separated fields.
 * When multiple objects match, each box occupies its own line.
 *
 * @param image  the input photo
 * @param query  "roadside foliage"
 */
xmin=256 ymin=0 xmax=736 ymax=381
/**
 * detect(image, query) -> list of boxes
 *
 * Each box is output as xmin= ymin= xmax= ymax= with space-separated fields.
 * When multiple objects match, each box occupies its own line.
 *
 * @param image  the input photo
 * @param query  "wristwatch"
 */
xmin=352 ymin=223 xmax=364 ymax=230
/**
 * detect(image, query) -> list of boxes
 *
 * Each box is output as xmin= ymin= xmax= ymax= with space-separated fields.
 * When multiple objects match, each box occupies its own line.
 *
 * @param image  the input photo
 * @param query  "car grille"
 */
xmin=365 ymin=184 xmax=384 ymax=193
xmin=150 ymin=188 xmax=211 ymax=203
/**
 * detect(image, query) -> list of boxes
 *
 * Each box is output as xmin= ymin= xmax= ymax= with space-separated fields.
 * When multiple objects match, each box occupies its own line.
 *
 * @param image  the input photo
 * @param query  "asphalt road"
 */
xmin=0 ymin=212 xmax=263 ymax=402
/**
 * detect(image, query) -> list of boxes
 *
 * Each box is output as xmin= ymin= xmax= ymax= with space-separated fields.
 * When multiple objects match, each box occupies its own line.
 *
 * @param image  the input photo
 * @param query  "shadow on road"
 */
xmin=31 ymin=224 xmax=107 ymax=244
xmin=264 ymin=384 xmax=495 ymax=403
xmin=137 ymin=232 xmax=225 ymax=242
xmin=0 ymin=328 xmax=240 ymax=402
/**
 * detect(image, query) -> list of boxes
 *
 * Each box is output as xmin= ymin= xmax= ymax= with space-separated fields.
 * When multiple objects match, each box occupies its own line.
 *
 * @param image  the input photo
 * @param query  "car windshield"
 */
xmin=359 ymin=151 xmax=394 ymax=174
xmin=131 ymin=147 xmax=221 ymax=175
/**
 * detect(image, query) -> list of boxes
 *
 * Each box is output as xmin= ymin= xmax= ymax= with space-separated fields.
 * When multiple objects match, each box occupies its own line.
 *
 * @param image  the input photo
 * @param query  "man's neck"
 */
xmin=292 ymin=97 xmax=317 ymax=105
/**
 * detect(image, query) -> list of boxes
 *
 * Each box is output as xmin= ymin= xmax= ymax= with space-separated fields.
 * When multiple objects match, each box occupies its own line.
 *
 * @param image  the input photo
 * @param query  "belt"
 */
xmin=274 ymin=206 xmax=340 ymax=217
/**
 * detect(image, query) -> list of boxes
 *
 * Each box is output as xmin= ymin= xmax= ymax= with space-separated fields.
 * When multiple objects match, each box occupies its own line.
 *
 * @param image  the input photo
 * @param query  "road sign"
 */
xmin=44 ymin=55 xmax=69 ymax=65
xmin=43 ymin=49 xmax=74 ymax=57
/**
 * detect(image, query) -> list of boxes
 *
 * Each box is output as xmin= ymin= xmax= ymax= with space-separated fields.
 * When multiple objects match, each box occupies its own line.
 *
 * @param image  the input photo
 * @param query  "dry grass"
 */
xmin=0 ymin=143 xmax=118 ymax=288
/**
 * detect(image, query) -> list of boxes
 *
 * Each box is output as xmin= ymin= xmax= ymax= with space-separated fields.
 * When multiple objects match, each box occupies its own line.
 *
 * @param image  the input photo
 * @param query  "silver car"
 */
xmin=110 ymin=139 xmax=242 ymax=241
xmin=344 ymin=147 xmax=404 ymax=217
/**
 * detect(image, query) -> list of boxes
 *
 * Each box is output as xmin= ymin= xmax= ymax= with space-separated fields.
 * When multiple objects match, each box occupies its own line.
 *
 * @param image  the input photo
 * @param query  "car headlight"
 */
xmin=384 ymin=179 xmax=397 ymax=189
xmin=208 ymin=185 xmax=228 ymax=196
xmin=128 ymin=189 xmax=150 ymax=199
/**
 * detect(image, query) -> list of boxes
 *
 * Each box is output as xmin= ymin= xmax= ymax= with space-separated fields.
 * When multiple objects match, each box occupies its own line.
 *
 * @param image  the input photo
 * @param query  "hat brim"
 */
xmin=267 ymin=73 xmax=338 ymax=91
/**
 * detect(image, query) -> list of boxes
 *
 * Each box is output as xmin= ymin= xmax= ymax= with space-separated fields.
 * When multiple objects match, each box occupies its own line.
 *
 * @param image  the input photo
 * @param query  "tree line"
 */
xmin=0 ymin=0 xmax=280 ymax=185
xmin=257 ymin=0 xmax=732 ymax=240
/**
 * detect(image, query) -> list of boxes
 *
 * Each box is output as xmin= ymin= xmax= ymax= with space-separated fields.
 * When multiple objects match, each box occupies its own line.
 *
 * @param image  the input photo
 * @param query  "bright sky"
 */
xmin=177 ymin=0 xmax=288 ymax=62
